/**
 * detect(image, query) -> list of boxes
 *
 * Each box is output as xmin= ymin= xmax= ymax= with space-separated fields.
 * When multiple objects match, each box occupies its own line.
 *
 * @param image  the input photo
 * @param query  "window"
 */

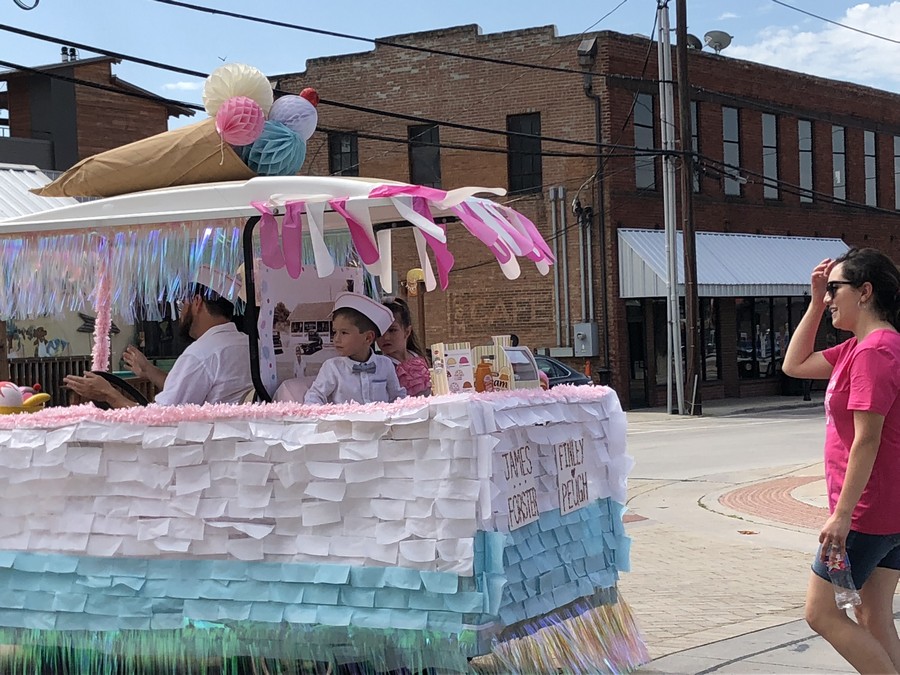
xmin=762 ymin=113 xmax=778 ymax=199
xmin=507 ymin=113 xmax=542 ymax=194
xmin=328 ymin=132 xmax=358 ymax=176
xmin=798 ymin=120 xmax=814 ymax=203
xmin=722 ymin=107 xmax=742 ymax=196
xmin=832 ymin=125 xmax=846 ymax=202
xmin=633 ymin=93 xmax=656 ymax=190
xmin=700 ymin=299 xmax=719 ymax=381
xmin=894 ymin=136 xmax=900 ymax=210
xmin=408 ymin=124 xmax=441 ymax=188
xmin=690 ymin=101 xmax=700 ymax=193
xmin=865 ymin=130 xmax=877 ymax=207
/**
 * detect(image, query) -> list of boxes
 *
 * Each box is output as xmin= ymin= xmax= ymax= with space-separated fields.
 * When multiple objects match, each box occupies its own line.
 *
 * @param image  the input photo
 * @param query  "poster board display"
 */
xmin=256 ymin=265 xmax=364 ymax=396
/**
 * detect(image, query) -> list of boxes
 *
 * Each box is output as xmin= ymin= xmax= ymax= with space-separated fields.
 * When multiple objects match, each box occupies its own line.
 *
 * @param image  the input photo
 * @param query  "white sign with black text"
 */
xmin=554 ymin=437 xmax=590 ymax=515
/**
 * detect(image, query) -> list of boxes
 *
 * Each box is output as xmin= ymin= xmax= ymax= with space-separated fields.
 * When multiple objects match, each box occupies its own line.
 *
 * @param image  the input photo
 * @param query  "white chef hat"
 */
xmin=332 ymin=292 xmax=394 ymax=337
xmin=192 ymin=264 xmax=243 ymax=302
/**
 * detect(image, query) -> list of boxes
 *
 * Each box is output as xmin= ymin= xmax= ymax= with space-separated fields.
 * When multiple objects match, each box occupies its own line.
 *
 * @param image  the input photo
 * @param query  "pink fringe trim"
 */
xmin=0 ymin=386 xmax=615 ymax=430
xmin=90 ymin=243 xmax=112 ymax=372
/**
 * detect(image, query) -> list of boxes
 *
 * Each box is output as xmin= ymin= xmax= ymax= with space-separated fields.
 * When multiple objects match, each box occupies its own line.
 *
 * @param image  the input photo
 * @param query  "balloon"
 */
xmin=237 ymin=121 xmax=307 ymax=176
xmin=268 ymin=95 xmax=318 ymax=140
xmin=300 ymin=87 xmax=319 ymax=107
xmin=215 ymin=96 xmax=266 ymax=146
xmin=203 ymin=63 xmax=274 ymax=116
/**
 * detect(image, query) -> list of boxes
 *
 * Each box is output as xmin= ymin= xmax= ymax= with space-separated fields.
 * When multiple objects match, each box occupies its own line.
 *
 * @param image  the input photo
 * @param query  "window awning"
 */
xmin=618 ymin=229 xmax=850 ymax=298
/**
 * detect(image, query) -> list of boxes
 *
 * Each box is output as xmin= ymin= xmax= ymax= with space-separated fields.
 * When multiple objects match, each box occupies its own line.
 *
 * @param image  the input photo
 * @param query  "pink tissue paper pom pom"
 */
xmin=215 ymin=95 xmax=266 ymax=146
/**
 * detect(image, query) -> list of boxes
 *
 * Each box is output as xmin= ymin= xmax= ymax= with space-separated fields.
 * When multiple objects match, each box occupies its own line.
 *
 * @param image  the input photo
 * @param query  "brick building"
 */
xmin=276 ymin=25 xmax=900 ymax=409
xmin=0 ymin=52 xmax=193 ymax=171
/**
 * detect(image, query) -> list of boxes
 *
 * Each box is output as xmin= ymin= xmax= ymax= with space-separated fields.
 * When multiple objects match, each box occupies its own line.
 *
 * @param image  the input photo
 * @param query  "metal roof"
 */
xmin=618 ymin=229 xmax=850 ymax=298
xmin=0 ymin=164 xmax=80 ymax=219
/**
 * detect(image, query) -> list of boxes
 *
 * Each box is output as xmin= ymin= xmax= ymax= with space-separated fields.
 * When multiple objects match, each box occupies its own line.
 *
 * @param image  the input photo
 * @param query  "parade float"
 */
xmin=0 ymin=64 xmax=647 ymax=673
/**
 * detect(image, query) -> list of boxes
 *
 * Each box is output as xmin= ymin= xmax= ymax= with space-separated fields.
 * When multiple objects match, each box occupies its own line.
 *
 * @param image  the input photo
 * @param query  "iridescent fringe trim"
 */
xmin=0 ymin=222 xmax=357 ymax=324
xmin=473 ymin=595 xmax=649 ymax=675
xmin=0 ymin=625 xmax=476 ymax=674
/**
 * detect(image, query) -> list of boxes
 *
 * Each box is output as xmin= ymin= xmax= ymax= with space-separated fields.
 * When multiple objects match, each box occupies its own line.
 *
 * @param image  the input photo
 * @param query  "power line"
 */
xmin=350 ymin=0 xmax=634 ymax=176
xmin=149 ymin=0 xmax=654 ymax=81
xmin=0 ymin=57 xmax=663 ymax=167
xmin=0 ymin=24 xmax=655 ymax=153
xmin=771 ymin=0 xmax=900 ymax=46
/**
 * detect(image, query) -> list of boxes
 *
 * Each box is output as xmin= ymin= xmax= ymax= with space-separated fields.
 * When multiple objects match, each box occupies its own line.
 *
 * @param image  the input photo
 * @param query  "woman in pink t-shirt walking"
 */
xmin=784 ymin=247 xmax=900 ymax=673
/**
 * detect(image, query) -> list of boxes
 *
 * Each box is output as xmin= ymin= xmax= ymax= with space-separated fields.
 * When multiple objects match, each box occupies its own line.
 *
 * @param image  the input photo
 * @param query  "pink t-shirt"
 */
xmin=822 ymin=329 xmax=900 ymax=534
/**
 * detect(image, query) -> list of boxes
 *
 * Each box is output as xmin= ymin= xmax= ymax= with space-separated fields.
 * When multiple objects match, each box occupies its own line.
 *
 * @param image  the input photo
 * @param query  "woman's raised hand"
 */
xmin=811 ymin=258 xmax=834 ymax=304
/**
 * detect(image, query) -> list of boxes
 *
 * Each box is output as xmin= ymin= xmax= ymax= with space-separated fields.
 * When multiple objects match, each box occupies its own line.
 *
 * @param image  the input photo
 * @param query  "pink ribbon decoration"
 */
xmin=329 ymin=198 xmax=380 ymax=266
xmin=449 ymin=202 xmax=513 ymax=264
xmin=282 ymin=200 xmax=304 ymax=279
xmin=368 ymin=184 xmax=448 ymax=203
xmin=476 ymin=201 xmax=535 ymax=259
xmin=413 ymin=197 xmax=454 ymax=290
xmin=497 ymin=204 xmax=555 ymax=263
xmin=251 ymin=201 xmax=285 ymax=270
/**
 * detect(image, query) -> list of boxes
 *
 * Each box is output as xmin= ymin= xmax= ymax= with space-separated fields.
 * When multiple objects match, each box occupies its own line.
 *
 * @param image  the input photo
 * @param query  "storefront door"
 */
xmin=626 ymin=301 xmax=648 ymax=408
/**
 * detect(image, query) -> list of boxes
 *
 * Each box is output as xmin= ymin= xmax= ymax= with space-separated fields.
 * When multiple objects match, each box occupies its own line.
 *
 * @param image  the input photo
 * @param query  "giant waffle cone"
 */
xmin=32 ymin=119 xmax=256 ymax=198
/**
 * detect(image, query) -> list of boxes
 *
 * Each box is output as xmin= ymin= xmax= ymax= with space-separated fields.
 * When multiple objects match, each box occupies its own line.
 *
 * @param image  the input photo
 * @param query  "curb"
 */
xmin=708 ymin=400 xmax=823 ymax=418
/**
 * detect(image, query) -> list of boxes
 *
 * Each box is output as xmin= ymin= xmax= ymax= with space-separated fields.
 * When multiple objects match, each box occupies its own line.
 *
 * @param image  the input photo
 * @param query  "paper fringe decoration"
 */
xmin=0 ymin=598 xmax=646 ymax=674
xmin=0 ymin=625 xmax=475 ymax=674
xmin=0 ymin=223 xmax=355 ymax=324
xmin=89 ymin=239 xmax=112 ymax=372
xmin=0 ymin=184 xmax=555 ymax=324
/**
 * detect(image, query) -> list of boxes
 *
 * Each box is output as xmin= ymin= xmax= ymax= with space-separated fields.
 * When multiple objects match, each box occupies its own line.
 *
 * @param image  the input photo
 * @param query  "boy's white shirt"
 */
xmin=303 ymin=352 xmax=406 ymax=405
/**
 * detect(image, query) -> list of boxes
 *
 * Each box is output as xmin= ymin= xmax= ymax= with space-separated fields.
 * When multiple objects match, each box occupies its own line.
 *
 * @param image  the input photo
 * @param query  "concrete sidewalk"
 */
xmin=638 ymin=616 xmax=851 ymax=674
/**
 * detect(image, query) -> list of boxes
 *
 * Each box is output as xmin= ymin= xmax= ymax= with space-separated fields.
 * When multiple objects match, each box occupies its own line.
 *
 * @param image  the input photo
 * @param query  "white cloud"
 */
xmin=727 ymin=2 xmax=900 ymax=91
xmin=717 ymin=12 xmax=740 ymax=20
xmin=161 ymin=81 xmax=203 ymax=91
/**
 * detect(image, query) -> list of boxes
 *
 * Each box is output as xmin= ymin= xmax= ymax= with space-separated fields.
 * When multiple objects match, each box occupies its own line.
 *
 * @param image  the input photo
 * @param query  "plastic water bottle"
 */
xmin=826 ymin=545 xmax=861 ymax=609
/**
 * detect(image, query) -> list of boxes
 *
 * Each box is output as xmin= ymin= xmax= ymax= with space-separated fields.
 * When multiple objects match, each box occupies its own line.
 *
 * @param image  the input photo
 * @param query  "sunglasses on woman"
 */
xmin=825 ymin=280 xmax=854 ymax=296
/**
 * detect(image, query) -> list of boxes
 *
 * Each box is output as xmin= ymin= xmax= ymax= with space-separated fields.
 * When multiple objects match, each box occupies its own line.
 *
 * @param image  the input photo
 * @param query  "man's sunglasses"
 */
xmin=825 ymin=281 xmax=854 ymax=296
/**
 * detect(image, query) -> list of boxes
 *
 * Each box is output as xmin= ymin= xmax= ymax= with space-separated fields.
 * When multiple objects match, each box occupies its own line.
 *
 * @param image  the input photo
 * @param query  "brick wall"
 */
xmin=277 ymin=26 xmax=900 ymax=408
xmin=72 ymin=62 xmax=170 ymax=160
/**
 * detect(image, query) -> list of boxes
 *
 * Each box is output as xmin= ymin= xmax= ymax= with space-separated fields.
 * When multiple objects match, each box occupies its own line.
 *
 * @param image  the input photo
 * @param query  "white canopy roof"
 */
xmin=0 ymin=175 xmax=499 ymax=234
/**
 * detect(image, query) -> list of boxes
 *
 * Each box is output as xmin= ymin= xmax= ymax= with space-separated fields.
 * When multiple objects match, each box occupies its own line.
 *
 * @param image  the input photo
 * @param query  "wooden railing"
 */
xmin=8 ymin=355 xmax=92 ymax=407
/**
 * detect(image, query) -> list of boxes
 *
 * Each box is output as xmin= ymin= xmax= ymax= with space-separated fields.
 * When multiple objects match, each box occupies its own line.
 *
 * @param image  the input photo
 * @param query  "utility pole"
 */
xmin=675 ymin=0 xmax=702 ymax=415
xmin=657 ymin=2 xmax=684 ymax=415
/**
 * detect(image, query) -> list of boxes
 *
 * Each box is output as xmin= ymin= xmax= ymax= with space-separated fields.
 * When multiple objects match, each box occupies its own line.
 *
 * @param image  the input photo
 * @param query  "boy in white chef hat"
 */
xmin=302 ymin=292 xmax=407 ymax=405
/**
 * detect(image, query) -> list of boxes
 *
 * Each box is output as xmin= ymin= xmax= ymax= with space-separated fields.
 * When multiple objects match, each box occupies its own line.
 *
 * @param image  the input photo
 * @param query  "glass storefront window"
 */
xmin=754 ymin=297 xmax=773 ymax=378
xmin=772 ymin=298 xmax=790 ymax=374
xmin=700 ymin=299 xmax=720 ymax=381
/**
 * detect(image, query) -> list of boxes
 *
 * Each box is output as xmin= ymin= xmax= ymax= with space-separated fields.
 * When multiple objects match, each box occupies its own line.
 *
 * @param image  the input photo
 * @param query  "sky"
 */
xmin=2 ymin=0 xmax=900 ymax=129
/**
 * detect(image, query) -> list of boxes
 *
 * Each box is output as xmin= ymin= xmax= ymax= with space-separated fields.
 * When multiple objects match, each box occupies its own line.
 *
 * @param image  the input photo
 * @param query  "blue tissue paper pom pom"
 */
xmin=235 ymin=120 xmax=307 ymax=176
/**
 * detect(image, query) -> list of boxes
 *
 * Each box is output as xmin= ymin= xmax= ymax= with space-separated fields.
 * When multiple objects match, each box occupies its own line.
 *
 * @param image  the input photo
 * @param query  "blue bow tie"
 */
xmin=352 ymin=361 xmax=377 ymax=374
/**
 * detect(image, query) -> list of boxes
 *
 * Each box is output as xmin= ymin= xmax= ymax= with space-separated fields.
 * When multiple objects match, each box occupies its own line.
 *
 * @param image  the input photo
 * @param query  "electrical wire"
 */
xmin=0 ymin=24 xmax=656 ymax=154
xmin=148 ymin=0 xmax=656 ymax=82
xmin=771 ymin=0 xmax=900 ymax=46
xmin=0 ymin=56 xmax=665 ymax=168
xmin=349 ymin=0 xmax=635 ymax=177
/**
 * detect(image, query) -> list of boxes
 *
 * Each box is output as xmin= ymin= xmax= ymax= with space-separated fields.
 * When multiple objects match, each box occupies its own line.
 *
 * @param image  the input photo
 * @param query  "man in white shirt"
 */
xmin=65 ymin=270 xmax=253 ymax=408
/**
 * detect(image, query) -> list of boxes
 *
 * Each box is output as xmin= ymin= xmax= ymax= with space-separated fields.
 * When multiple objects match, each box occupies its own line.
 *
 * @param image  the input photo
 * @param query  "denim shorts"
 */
xmin=812 ymin=530 xmax=900 ymax=589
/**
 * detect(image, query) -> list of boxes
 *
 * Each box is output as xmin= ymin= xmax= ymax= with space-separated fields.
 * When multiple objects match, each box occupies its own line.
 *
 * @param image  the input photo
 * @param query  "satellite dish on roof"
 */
xmin=704 ymin=30 xmax=733 ymax=54
xmin=686 ymin=33 xmax=703 ymax=50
